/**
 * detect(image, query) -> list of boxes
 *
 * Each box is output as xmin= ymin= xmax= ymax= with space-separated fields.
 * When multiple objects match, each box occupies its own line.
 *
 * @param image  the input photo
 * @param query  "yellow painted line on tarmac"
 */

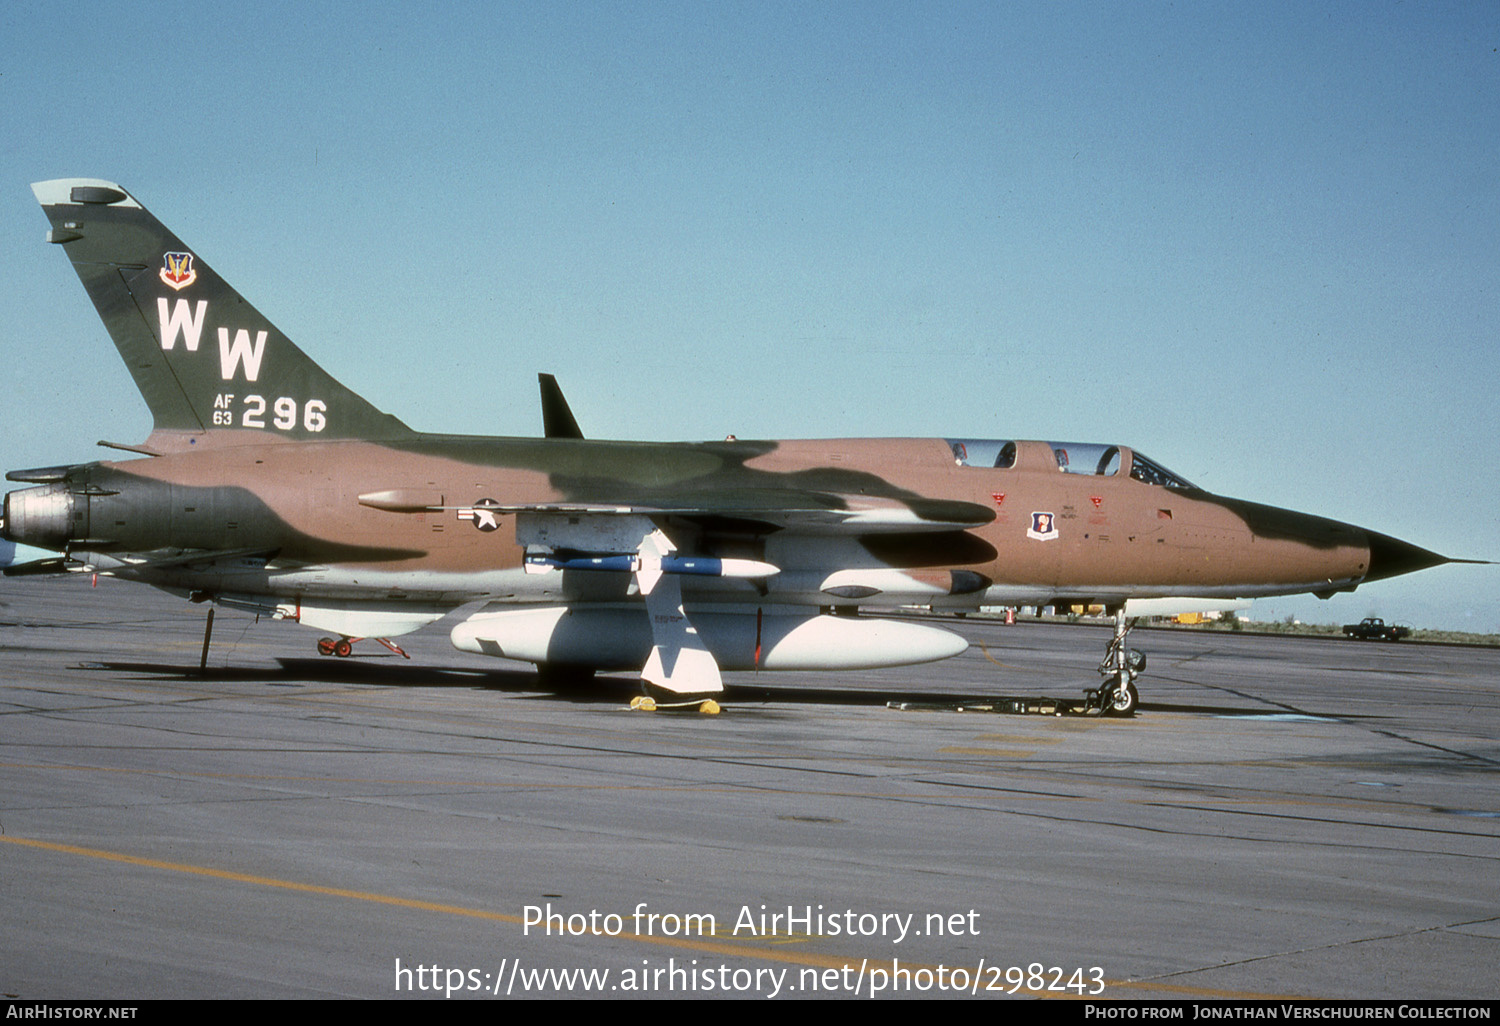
xmin=1 ymin=833 xmax=523 ymax=920
xmin=0 ymin=833 xmax=1303 ymax=999
xmin=0 ymin=834 xmax=973 ymax=975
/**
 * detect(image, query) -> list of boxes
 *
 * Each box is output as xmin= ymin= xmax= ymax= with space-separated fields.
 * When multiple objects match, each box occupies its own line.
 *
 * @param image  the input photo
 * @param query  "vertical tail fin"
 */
xmin=538 ymin=373 xmax=584 ymax=439
xmin=32 ymin=179 xmax=412 ymax=450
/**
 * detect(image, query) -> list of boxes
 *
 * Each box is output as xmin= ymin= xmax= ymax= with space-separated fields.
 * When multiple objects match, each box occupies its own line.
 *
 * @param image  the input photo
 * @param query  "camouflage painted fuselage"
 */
xmin=12 ymin=432 xmax=1395 ymax=609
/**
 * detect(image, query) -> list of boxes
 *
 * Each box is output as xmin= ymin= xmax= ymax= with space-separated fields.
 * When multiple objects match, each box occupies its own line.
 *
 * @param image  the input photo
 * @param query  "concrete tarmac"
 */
xmin=1 ymin=576 xmax=1496 ymax=999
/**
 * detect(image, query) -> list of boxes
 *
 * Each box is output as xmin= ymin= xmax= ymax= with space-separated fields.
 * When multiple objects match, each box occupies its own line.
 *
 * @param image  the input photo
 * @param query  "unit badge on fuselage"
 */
xmin=1027 ymin=511 xmax=1059 ymax=542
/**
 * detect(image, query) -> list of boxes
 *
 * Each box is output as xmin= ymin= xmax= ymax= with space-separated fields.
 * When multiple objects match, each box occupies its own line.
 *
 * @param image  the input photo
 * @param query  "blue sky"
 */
xmin=3 ymin=1 xmax=1496 ymax=630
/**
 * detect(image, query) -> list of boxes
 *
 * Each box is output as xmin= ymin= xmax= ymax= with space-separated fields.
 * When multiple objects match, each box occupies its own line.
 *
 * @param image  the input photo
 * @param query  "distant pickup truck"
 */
xmin=1342 ymin=617 xmax=1411 ymax=641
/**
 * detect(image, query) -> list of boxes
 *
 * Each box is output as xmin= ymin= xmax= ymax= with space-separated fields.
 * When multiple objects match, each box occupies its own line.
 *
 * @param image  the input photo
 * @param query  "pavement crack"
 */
xmin=1139 ymin=913 xmax=1500 ymax=983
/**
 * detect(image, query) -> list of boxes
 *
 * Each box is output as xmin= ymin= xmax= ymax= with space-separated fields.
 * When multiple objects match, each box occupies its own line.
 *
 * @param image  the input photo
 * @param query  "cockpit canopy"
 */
xmin=945 ymin=439 xmax=1196 ymax=490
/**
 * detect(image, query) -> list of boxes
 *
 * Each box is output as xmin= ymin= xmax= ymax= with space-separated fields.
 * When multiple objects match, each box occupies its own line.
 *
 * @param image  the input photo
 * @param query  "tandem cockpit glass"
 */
xmin=947 ymin=439 xmax=1018 ymax=469
xmin=945 ymin=439 xmax=1196 ymax=490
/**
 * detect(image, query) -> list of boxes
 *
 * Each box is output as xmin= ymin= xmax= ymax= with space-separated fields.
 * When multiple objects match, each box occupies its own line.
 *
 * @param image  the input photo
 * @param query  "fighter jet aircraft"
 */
xmin=1 ymin=179 xmax=1465 ymax=713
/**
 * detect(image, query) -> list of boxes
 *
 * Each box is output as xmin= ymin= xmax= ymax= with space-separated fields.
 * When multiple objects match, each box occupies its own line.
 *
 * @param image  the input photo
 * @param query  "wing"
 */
xmin=447 ymin=493 xmax=987 ymax=696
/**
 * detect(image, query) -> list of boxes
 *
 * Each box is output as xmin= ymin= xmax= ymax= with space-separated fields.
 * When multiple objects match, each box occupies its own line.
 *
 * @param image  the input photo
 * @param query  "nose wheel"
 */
xmin=1100 ymin=679 xmax=1139 ymax=715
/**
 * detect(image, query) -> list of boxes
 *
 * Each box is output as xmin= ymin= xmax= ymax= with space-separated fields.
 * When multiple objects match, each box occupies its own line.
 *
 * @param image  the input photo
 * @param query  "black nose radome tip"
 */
xmin=1363 ymin=531 xmax=1453 ymax=583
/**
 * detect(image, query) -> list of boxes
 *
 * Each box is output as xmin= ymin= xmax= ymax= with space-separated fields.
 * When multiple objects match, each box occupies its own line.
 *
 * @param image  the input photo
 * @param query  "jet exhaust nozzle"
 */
xmin=2 ymin=482 xmax=78 ymax=549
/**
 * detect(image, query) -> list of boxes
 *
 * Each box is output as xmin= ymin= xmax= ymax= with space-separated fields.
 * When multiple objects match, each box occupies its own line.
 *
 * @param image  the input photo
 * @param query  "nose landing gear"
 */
xmin=1092 ymin=608 xmax=1145 ymax=716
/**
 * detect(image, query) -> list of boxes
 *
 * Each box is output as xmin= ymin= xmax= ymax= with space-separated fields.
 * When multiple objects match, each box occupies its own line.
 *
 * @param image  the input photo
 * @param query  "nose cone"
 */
xmin=1363 ymin=530 xmax=1452 ymax=583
